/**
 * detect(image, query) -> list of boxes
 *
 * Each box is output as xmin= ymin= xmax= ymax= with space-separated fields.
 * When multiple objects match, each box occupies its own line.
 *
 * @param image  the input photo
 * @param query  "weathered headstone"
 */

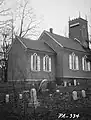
xmin=56 ymin=89 xmax=60 ymax=92
xmin=29 ymin=88 xmax=39 ymax=108
xmin=72 ymin=91 xmax=78 ymax=100
xmin=82 ymin=90 xmax=86 ymax=98
xmin=19 ymin=93 xmax=23 ymax=99
xmin=6 ymin=94 xmax=9 ymax=103
xmin=64 ymin=81 xmax=67 ymax=87
xmin=30 ymin=88 xmax=37 ymax=103
xmin=74 ymin=79 xmax=76 ymax=86
xmin=69 ymin=83 xmax=71 ymax=86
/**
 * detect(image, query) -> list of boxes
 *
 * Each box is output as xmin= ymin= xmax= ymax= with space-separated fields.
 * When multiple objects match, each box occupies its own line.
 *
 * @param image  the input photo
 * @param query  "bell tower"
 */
xmin=69 ymin=17 xmax=89 ymax=47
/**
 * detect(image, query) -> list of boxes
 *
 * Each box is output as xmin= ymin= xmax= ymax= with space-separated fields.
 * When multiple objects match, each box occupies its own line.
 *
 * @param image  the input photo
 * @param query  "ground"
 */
xmin=0 ymin=88 xmax=91 ymax=120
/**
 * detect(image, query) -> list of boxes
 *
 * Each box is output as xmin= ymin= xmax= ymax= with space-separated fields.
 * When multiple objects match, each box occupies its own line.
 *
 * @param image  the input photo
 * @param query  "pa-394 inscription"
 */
xmin=58 ymin=113 xmax=80 ymax=119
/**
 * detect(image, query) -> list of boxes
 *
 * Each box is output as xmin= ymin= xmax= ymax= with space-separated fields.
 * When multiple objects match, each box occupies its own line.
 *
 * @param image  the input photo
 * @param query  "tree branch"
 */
xmin=0 ymin=8 xmax=10 ymax=14
xmin=19 ymin=1 xmax=28 ymax=37
xmin=0 ymin=0 xmax=4 ymax=6
xmin=9 ymin=0 xmax=42 ymax=38
xmin=21 ymin=24 xmax=38 ymax=37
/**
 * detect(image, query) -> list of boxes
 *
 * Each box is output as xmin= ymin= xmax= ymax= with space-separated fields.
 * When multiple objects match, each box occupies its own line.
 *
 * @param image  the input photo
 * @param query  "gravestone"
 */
xmin=29 ymin=88 xmax=39 ymax=108
xmin=6 ymin=94 xmax=9 ymax=103
xmin=82 ymin=90 xmax=86 ymax=98
xmin=19 ymin=93 xmax=23 ymax=99
xmin=72 ymin=91 xmax=78 ymax=100
xmin=30 ymin=88 xmax=37 ymax=103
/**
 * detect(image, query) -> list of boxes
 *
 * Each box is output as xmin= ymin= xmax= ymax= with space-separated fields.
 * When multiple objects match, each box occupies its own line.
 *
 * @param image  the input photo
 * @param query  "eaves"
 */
xmin=27 ymin=48 xmax=56 ymax=55
xmin=63 ymin=46 xmax=90 ymax=54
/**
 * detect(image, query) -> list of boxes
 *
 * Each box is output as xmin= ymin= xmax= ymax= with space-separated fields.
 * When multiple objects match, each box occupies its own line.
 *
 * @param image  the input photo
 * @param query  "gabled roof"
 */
xmin=17 ymin=36 xmax=55 ymax=53
xmin=43 ymin=31 xmax=86 ymax=52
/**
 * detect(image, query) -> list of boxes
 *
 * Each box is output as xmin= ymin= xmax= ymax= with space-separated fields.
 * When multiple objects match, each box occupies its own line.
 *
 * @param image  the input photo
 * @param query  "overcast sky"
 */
xmin=31 ymin=0 xmax=91 ymax=36
xmin=4 ymin=0 xmax=91 ymax=37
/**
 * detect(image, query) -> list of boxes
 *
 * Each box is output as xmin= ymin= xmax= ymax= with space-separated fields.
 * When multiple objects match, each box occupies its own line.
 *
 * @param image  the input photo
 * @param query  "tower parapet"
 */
xmin=69 ymin=17 xmax=89 ymax=47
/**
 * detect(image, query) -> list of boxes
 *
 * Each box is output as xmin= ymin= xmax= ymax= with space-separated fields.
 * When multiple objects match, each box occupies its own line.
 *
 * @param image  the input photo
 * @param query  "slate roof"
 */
xmin=17 ymin=36 xmax=55 ymax=53
xmin=45 ymin=31 xmax=86 ymax=52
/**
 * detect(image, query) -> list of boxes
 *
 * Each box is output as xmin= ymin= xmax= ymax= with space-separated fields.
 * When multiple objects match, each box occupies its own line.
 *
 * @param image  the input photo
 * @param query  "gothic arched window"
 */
xmin=43 ymin=55 xmax=51 ymax=72
xmin=31 ymin=53 xmax=40 ymax=71
xmin=69 ymin=52 xmax=79 ymax=70
xmin=82 ymin=55 xmax=90 ymax=71
xmin=82 ymin=25 xmax=87 ymax=39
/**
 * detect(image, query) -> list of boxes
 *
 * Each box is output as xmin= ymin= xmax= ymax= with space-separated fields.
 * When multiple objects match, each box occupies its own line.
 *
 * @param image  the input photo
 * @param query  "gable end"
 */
xmin=17 ymin=36 xmax=27 ymax=49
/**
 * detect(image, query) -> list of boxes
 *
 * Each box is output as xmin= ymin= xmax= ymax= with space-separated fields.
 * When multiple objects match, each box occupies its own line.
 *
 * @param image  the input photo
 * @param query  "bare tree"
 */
xmin=88 ymin=8 xmax=91 ymax=41
xmin=0 ymin=0 xmax=11 ymax=32
xmin=0 ymin=0 xmax=12 ymax=57
xmin=0 ymin=0 xmax=12 ymax=82
xmin=0 ymin=0 xmax=10 ymax=14
xmin=12 ymin=0 xmax=42 ymax=39
xmin=0 ymin=0 xmax=42 ymax=41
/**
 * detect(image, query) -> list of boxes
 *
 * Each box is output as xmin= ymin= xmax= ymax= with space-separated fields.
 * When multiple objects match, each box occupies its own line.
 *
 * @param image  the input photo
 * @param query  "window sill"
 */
xmin=31 ymin=69 xmax=40 ymax=72
xmin=69 ymin=68 xmax=79 ymax=71
xmin=82 ymin=70 xmax=91 ymax=72
xmin=43 ymin=70 xmax=51 ymax=72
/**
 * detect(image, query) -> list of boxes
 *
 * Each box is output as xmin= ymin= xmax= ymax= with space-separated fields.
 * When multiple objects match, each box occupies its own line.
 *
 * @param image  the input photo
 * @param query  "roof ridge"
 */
xmin=45 ymin=30 xmax=69 ymax=39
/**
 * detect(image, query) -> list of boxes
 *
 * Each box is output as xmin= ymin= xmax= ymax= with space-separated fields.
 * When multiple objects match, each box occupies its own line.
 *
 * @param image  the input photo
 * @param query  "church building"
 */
xmin=7 ymin=17 xmax=91 ymax=89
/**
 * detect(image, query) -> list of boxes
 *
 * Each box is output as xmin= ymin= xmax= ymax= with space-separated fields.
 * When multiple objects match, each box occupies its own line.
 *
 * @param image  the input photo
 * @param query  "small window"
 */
xmin=69 ymin=54 xmax=72 ymax=69
xmin=49 ymin=58 xmax=51 ymax=72
xmin=37 ymin=56 xmax=40 ymax=71
xmin=82 ymin=57 xmax=85 ymax=70
xmin=82 ymin=25 xmax=87 ymax=39
xmin=87 ymin=62 xmax=90 ymax=71
xmin=75 ymin=56 xmax=79 ymax=70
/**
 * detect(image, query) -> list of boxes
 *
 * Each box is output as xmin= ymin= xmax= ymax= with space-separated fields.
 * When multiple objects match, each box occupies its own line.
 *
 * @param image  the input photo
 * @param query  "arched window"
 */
xmin=43 ymin=55 xmax=51 ymax=72
xmin=82 ymin=25 xmax=87 ymax=39
xmin=82 ymin=55 xmax=87 ymax=71
xmin=69 ymin=52 xmax=79 ymax=70
xmin=31 ymin=53 xmax=40 ymax=71
xmin=69 ymin=53 xmax=73 ymax=69
xmin=82 ymin=55 xmax=90 ymax=71
xmin=87 ymin=62 xmax=90 ymax=71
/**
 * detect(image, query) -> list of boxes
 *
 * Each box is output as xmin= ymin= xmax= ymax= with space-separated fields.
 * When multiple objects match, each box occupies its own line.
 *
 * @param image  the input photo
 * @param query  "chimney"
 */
xmin=50 ymin=28 xmax=53 ymax=33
